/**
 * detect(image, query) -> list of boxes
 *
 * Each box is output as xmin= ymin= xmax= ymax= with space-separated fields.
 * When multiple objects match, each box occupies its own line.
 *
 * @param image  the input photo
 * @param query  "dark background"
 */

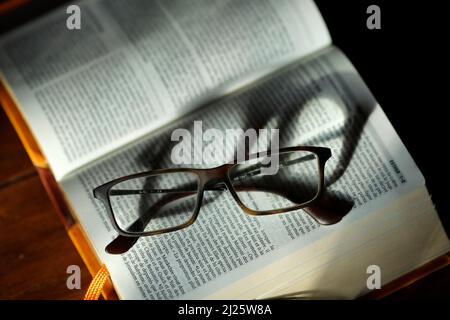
xmin=315 ymin=1 xmax=449 ymax=234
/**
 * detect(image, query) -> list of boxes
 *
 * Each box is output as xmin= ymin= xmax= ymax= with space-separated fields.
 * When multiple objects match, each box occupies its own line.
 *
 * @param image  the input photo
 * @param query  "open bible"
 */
xmin=1 ymin=0 xmax=449 ymax=299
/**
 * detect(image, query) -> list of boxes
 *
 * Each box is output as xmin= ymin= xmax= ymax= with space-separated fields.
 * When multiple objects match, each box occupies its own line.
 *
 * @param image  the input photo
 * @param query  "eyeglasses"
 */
xmin=94 ymin=146 xmax=335 ymax=253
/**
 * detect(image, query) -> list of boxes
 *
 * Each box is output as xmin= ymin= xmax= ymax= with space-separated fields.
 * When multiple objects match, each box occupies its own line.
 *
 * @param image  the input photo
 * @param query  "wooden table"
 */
xmin=0 ymin=107 xmax=90 ymax=299
xmin=0 ymin=107 xmax=449 ymax=299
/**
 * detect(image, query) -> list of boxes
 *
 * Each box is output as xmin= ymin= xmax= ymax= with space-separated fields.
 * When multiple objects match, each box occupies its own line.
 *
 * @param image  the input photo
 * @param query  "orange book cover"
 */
xmin=0 ymin=80 xmax=118 ymax=300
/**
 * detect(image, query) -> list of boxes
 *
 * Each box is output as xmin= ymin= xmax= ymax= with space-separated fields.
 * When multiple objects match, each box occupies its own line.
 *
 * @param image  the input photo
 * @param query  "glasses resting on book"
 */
xmin=94 ymin=146 xmax=342 ymax=254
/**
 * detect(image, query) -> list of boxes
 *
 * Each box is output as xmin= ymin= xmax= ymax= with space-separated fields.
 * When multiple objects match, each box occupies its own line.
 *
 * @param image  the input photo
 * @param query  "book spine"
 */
xmin=0 ymin=80 xmax=118 ymax=299
xmin=35 ymin=167 xmax=118 ymax=299
xmin=0 ymin=80 xmax=47 ymax=167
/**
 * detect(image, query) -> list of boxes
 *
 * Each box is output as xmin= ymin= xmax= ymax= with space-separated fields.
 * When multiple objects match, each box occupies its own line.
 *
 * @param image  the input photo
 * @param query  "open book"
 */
xmin=1 ymin=0 xmax=449 ymax=299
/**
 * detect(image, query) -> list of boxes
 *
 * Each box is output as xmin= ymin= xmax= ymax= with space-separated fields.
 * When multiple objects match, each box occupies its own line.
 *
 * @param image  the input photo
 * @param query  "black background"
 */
xmin=315 ymin=1 xmax=449 ymax=233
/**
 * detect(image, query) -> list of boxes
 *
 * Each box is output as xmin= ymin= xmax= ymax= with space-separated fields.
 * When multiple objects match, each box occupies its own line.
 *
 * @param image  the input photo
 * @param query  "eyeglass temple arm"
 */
xmin=105 ymin=189 xmax=199 ymax=254
xmin=231 ymin=153 xmax=315 ymax=180
xmin=105 ymin=184 xmax=343 ymax=255
xmin=108 ymin=154 xmax=316 ymax=196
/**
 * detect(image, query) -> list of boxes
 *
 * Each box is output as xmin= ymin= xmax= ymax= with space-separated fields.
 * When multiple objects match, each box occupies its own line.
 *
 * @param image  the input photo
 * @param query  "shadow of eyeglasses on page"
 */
xmin=105 ymin=48 xmax=374 ymax=254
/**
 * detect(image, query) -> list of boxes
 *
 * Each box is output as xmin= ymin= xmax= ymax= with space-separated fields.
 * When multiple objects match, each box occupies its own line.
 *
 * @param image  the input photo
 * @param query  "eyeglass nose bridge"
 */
xmin=197 ymin=164 xmax=231 ymax=188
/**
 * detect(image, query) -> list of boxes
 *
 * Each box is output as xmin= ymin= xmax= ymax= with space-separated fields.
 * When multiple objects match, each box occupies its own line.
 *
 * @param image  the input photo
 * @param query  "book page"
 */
xmin=206 ymin=186 xmax=450 ymax=299
xmin=0 ymin=0 xmax=330 ymax=180
xmin=60 ymin=47 xmax=449 ymax=299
